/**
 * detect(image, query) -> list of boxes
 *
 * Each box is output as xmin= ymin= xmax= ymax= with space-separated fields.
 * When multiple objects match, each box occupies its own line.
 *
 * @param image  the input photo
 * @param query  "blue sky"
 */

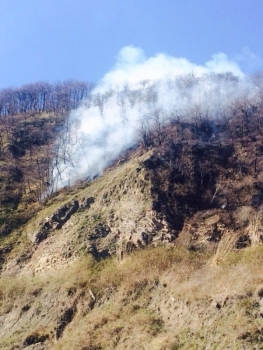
xmin=0 ymin=0 xmax=263 ymax=89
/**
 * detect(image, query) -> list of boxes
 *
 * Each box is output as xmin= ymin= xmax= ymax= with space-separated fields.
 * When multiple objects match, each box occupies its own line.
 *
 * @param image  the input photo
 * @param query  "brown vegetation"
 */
xmin=2 ymin=245 xmax=263 ymax=349
xmin=2 ymin=73 xmax=263 ymax=348
xmin=0 ymin=80 xmax=92 ymax=237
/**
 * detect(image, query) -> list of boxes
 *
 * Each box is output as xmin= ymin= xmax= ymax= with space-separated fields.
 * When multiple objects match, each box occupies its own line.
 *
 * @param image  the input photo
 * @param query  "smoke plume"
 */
xmin=53 ymin=46 xmax=261 ymax=187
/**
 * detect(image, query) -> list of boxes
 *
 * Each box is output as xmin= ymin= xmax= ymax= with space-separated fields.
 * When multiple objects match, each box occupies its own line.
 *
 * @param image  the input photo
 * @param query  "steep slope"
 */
xmin=0 ymin=81 xmax=92 ymax=239
xmin=2 ymin=83 xmax=263 ymax=348
xmin=1 ymin=136 xmax=263 ymax=349
xmin=2 ymin=237 xmax=263 ymax=349
xmin=2 ymin=149 xmax=156 ymax=276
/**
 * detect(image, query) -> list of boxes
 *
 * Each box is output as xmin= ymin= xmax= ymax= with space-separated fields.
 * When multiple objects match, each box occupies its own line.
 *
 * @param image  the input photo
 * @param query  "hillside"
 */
xmin=0 ymin=81 xmax=92 ymax=238
xmin=2 ymin=74 xmax=263 ymax=349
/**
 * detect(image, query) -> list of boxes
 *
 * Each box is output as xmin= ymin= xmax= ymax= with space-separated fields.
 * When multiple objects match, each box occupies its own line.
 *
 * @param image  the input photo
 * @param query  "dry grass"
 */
xmin=211 ymin=228 xmax=240 ymax=265
xmin=2 ymin=164 xmax=263 ymax=349
xmin=2 ymin=153 xmax=263 ymax=350
xmin=1 ymin=245 xmax=263 ymax=349
xmin=53 ymin=246 xmax=263 ymax=349
xmin=247 ymin=213 xmax=263 ymax=246
xmin=0 ymin=247 xmax=204 ymax=349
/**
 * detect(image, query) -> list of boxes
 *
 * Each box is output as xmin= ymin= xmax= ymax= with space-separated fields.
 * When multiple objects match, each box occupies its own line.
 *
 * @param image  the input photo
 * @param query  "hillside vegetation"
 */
xmin=1 ymin=73 xmax=263 ymax=349
xmin=0 ymin=80 xmax=92 ymax=237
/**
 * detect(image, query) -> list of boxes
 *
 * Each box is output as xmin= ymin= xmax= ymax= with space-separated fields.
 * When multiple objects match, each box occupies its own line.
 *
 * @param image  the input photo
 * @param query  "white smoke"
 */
xmin=97 ymin=46 xmax=244 ymax=89
xmin=52 ymin=46 xmax=260 ymax=188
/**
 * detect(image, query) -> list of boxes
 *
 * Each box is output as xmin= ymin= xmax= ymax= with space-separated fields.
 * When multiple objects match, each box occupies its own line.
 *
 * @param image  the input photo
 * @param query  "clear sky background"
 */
xmin=0 ymin=0 xmax=263 ymax=89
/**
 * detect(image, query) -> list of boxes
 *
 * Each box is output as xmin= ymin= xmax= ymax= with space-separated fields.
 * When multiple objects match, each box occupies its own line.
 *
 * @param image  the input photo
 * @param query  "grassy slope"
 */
xmin=0 ymin=153 xmax=263 ymax=349
xmin=1 ymin=245 xmax=263 ymax=349
xmin=3 ymin=108 xmax=263 ymax=348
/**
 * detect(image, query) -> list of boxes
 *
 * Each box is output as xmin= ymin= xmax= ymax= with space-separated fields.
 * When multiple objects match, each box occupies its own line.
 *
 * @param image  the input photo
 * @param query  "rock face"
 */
xmin=78 ymin=196 xmax=95 ymax=209
xmin=32 ymin=198 xmax=94 ymax=244
xmin=176 ymin=209 xmax=232 ymax=251
xmin=55 ymin=307 xmax=76 ymax=339
xmin=23 ymin=333 xmax=49 ymax=347
xmin=30 ymin=140 xmax=263 ymax=258
xmin=86 ymin=224 xmax=112 ymax=259
xmin=28 ymin=131 xmax=263 ymax=259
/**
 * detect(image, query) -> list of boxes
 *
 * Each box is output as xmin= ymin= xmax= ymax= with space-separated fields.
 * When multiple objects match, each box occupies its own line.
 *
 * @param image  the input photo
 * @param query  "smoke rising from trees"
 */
xmin=54 ymin=46 xmax=262 ymax=187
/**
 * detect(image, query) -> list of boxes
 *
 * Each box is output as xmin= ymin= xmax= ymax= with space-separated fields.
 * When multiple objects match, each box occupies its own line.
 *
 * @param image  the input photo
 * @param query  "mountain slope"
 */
xmin=2 ymin=74 xmax=263 ymax=348
xmin=1 ymin=136 xmax=263 ymax=348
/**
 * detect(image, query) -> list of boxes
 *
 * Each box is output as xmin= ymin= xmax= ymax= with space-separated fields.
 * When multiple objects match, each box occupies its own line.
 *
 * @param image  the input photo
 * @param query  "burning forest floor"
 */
xmin=2 ymin=103 xmax=263 ymax=349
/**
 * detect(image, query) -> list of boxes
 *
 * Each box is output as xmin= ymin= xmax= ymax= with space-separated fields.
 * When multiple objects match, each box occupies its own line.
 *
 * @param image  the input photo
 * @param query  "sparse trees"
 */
xmin=0 ymin=80 xmax=92 ymax=212
xmin=0 ymin=80 xmax=93 ymax=117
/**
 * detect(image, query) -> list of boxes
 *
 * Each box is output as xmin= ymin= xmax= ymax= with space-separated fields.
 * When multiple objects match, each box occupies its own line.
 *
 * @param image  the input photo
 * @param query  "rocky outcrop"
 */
xmin=86 ymin=224 xmax=112 ymax=259
xmin=32 ymin=197 xmax=94 ymax=244
xmin=55 ymin=307 xmax=76 ymax=339
xmin=176 ymin=209 xmax=234 ymax=251
xmin=78 ymin=196 xmax=95 ymax=209
xmin=23 ymin=332 xmax=49 ymax=347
